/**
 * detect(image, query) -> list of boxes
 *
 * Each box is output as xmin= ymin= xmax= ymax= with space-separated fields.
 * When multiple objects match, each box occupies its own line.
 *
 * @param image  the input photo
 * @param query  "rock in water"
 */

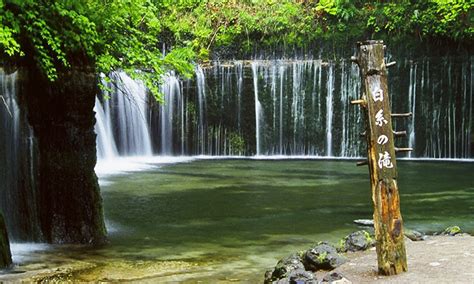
xmin=353 ymin=219 xmax=374 ymax=227
xmin=303 ymin=242 xmax=347 ymax=271
xmin=0 ymin=214 xmax=12 ymax=268
xmin=338 ymin=230 xmax=375 ymax=252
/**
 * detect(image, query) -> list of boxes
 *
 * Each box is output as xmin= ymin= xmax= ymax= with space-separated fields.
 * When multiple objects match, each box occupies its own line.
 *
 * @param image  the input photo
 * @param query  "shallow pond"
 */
xmin=5 ymin=159 xmax=474 ymax=282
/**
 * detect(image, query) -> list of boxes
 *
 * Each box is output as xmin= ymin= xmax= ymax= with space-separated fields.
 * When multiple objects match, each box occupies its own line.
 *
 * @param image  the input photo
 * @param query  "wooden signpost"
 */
xmin=351 ymin=40 xmax=409 ymax=275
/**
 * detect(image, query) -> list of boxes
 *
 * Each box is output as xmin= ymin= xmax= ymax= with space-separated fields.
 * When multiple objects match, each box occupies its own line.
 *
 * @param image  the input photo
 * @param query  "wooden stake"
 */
xmin=353 ymin=40 xmax=408 ymax=275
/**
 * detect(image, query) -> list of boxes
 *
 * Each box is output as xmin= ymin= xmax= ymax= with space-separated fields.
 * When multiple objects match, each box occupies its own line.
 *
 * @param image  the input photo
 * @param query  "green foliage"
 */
xmin=362 ymin=1 xmax=472 ymax=41
xmin=0 ymin=0 xmax=196 ymax=100
xmin=156 ymin=0 xmax=472 ymax=58
xmin=0 ymin=0 xmax=471 ymax=101
xmin=316 ymin=251 xmax=328 ymax=263
xmin=228 ymin=132 xmax=245 ymax=154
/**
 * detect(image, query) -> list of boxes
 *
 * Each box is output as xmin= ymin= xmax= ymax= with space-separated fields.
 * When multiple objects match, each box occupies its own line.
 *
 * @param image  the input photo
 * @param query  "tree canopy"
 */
xmin=1 ymin=0 xmax=472 ymax=100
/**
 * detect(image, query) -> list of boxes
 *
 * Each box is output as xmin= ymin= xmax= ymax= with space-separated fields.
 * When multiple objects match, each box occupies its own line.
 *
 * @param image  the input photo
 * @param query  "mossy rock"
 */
xmin=337 ymin=230 xmax=375 ymax=252
xmin=404 ymin=228 xmax=426 ymax=241
xmin=303 ymin=242 xmax=346 ymax=271
xmin=0 ymin=214 xmax=12 ymax=268
xmin=443 ymin=226 xmax=462 ymax=236
xmin=266 ymin=253 xmax=305 ymax=283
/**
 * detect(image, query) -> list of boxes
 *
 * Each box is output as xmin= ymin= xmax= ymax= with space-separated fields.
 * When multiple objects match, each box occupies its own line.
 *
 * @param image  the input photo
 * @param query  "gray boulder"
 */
xmin=321 ymin=272 xmax=352 ymax=283
xmin=269 ymin=253 xmax=305 ymax=282
xmin=303 ymin=242 xmax=347 ymax=271
xmin=338 ymin=230 xmax=375 ymax=252
xmin=404 ymin=229 xmax=426 ymax=241
xmin=353 ymin=219 xmax=374 ymax=227
xmin=274 ymin=268 xmax=317 ymax=284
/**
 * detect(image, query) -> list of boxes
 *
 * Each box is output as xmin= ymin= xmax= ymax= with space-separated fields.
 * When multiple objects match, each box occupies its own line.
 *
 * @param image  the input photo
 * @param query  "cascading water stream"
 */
xmin=0 ymin=69 xmax=41 ymax=241
xmin=325 ymin=62 xmax=335 ymax=157
xmin=93 ymin=57 xmax=473 ymax=160
xmin=95 ymin=72 xmax=153 ymax=159
xmin=159 ymin=73 xmax=182 ymax=155
xmin=408 ymin=61 xmax=417 ymax=158
xmin=195 ymin=66 xmax=207 ymax=155
xmin=94 ymin=97 xmax=118 ymax=160
xmin=251 ymin=62 xmax=262 ymax=155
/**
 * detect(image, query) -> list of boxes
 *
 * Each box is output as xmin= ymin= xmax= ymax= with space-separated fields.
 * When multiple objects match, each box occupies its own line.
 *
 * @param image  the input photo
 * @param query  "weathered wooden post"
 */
xmin=351 ymin=40 xmax=409 ymax=275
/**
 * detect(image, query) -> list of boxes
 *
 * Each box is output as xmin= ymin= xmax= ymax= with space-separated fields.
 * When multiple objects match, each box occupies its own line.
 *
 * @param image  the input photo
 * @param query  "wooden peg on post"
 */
xmin=393 ymin=130 xmax=407 ymax=137
xmin=352 ymin=40 xmax=408 ymax=275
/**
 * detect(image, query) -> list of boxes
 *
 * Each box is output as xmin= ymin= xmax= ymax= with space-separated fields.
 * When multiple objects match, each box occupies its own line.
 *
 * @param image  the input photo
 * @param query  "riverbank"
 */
xmin=0 ymin=235 xmax=472 ymax=283
xmin=317 ymin=234 xmax=474 ymax=283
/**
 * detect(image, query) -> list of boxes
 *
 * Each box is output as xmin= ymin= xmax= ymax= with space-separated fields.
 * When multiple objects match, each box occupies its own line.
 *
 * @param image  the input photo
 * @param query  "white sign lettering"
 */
xmin=373 ymin=89 xmax=384 ymax=102
xmin=377 ymin=135 xmax=389 ymax=145
xmin=375 ymin=109 xmax=388 ymax=126
xmin=378 ymin=151 xmax=394 ymax=169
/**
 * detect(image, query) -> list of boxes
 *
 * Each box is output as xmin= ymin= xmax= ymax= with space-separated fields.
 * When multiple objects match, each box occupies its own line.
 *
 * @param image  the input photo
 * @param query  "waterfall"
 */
xmin=95 ymin=72 xmax=153 ymax=158
xmin=279 ymin=65 xmax=285 ymax=154
xmin=251 ymin=62 xmax=262 ymax=155
xmin=408 ymin=61 xmax=417 ymax=158
xmin=0 ymin=69 xmax=41 ymax=241
xmin=326 ymin=62 xmax=335 ymax=157
xmin=94 ymin=97 xmax=118 ymax=160
xmin=159 ymin=73 xmax=182 ymax=155
xmin=235 ymin=61 xmax=244 ymax=132
xmin=93 ymin=57 xmax=473 ymax=159
xmin=195 ymin=66 xmax=207 ymax=155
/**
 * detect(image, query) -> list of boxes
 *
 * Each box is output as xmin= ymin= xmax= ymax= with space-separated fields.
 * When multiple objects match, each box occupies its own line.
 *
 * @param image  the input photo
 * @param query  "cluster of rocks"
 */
xmin=264 ymin=230 xmax=375 ymax=284
xmin=264 ymin=223 xmax=469 ymax=283
xmin=353 ymin=219 xmax=468 ymax=240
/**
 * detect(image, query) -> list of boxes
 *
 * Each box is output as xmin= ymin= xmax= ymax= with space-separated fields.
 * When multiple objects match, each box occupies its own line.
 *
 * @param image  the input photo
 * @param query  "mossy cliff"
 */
xmin=0 ymin=213 xmax=12 ymax=268
xmin=18 ymin=65 xmax=106 ymax=244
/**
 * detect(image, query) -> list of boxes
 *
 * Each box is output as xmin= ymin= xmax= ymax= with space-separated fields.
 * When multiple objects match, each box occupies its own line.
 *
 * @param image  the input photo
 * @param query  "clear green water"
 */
xmin=6 ymin=159 xmax=474 ymax=282
xmin=96 ymin=159 xmax=473 ymax=281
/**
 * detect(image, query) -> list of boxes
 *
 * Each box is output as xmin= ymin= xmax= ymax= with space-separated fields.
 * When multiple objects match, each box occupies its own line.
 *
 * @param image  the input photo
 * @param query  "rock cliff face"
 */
xmin=20 ymin=66 xmax=106 ymax=244
xmin=0 ymin=214 xmax=12 ymax=268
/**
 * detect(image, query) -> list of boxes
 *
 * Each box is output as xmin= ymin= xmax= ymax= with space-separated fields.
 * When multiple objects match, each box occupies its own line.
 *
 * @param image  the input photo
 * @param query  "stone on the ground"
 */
xmin=353 ymin=219 xmax=374 ymax=227
xmin=338 ymin=230 xmax=375 ymax=252
xmin=443 ymin=226 xmax=462 ymax=236
xmin=267 ymin=253 xmax=305 ymax=282
xmin=404 ymin=229 xmax=426 ymax=241
xmin=303 ymin=242 xmax=346 ymax=271
xmin=321 ymin=271 xmax=352 ymax=283
xmin=274 ymin=268 xmax=317 ymax=284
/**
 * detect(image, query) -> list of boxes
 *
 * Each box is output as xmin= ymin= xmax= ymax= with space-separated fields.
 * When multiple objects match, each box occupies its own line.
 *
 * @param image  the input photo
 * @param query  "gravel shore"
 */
xmin=317 ymin=235 xmax=474 ymax=283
